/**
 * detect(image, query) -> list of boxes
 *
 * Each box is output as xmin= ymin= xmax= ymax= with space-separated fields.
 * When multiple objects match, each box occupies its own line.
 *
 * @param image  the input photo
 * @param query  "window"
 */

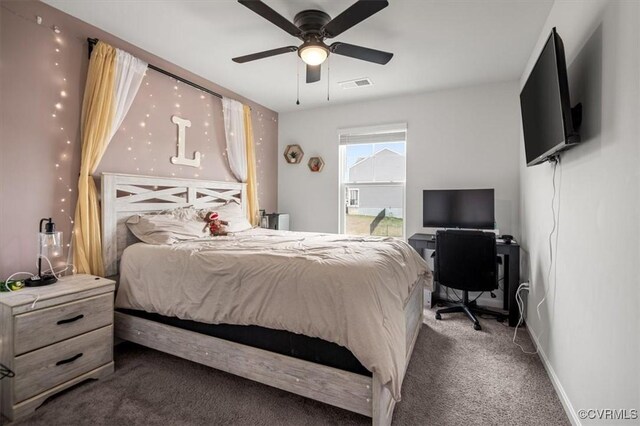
xmin=347 ymin=188 xmax=360 ymax=207
xmin=338 ymin=124 xmax=406 ymax=238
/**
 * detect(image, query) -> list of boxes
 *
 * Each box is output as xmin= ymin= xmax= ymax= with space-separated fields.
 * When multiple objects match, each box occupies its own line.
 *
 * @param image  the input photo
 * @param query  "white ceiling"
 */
xmin=43 ymin=0 xmax=553 ymax=113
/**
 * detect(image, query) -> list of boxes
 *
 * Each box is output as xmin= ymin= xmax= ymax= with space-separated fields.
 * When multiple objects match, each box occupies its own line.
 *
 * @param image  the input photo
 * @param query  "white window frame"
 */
xmin=338 ymin=123 xmax=407 ymax=238
xmin=347 ymin=188 xmax=360 ymax=207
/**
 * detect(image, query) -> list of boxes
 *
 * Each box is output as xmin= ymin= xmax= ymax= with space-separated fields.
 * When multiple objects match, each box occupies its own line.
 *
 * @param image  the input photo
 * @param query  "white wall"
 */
xmin=519 ymin=0 xmax=640 ymax=423
xmin=278 ymin=81 xmax=522 ymax=239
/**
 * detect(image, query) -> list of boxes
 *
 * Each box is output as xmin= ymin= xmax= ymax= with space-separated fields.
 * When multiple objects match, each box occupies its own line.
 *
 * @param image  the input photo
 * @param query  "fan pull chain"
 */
xmin=327 ymin=56 xmax=331 ymax=101
xmin=296 ymin=59 xmax=300 ymax=106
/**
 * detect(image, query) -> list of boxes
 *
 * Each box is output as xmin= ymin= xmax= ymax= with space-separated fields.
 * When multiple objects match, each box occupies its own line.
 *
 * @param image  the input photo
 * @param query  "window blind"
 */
xmin=339 ymin=131 xmax=406 ymax=145
xmin=338 ymin=123 xmax=407 ymax=145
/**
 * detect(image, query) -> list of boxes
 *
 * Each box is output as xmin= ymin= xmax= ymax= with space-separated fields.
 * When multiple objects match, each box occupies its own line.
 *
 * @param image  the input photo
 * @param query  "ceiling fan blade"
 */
xmin=238 ymin=0 xmax=301 ymax=37
xmin=232 ymin=46 xmax=298 ymax=63
xmin=322 ymin=0 xmax=388 ymax=38
xmin=330 ymin=42 xmax=393 ymax=65
xmin=306 ymin=64 xmax=321 ymax=83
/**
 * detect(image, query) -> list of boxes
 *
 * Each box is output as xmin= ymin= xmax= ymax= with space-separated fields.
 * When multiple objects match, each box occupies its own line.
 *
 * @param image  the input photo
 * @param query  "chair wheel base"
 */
xmin=435 ymin=313 xmax=442 ymax=320
xmin=474 ymin=323 xmax=482 ymax=331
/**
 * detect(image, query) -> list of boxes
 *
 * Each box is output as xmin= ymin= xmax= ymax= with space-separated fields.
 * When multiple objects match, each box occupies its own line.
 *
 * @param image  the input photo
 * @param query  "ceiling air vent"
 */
xmin=338 ymin=78 xmax=374 ymax=89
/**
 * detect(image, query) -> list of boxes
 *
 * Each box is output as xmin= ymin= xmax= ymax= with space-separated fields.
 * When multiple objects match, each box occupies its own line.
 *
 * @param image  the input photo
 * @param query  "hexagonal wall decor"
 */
xmin=284 ymin=144 xmax=304 ymax=164
xmin=308 ymin=156 xmax=325 ymax=172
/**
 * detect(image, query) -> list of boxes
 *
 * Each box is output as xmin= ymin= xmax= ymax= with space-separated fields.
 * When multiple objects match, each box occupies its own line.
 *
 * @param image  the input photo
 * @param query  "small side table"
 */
xmin=0 ymin=274 xmax=115 ymax=421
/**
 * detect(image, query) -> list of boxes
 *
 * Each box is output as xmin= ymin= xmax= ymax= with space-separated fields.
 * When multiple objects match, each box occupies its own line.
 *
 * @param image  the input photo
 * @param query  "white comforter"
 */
xmin=115 ymin=228 xmax=432 ymax=399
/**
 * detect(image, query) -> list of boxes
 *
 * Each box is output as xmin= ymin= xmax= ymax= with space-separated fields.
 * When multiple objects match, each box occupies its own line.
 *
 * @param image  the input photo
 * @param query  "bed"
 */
xmin=101 ymin=172 xmax=432 ymax=425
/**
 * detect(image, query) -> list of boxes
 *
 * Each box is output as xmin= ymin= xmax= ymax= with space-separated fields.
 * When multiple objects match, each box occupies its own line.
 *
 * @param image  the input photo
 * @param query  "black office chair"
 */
xmin=434 ymin=230 xmax=505 ymax=330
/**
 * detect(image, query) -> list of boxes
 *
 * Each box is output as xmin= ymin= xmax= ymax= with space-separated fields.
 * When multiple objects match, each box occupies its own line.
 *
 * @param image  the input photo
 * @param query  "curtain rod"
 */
xmin=88 ymin=38 xmax=224 ymax=100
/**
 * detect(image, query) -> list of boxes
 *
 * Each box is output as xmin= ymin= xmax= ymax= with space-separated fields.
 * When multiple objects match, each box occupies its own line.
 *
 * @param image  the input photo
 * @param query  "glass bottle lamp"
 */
xmin=25 ymin=218 xmax=62 ymax=287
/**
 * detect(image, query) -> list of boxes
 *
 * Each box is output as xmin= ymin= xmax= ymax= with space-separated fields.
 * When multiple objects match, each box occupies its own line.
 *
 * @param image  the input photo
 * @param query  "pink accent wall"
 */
xmin=0 ymin=1 xmax=278 ymax=278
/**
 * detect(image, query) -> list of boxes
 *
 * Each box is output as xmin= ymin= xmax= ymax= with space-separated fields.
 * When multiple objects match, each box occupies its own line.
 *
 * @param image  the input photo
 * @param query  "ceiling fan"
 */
xmin=232 ymin=0 xmax=393 ymax=84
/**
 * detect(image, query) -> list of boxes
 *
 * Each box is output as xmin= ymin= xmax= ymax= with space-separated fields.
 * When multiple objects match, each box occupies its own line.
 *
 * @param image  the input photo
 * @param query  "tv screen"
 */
xmin=520 ymin=28 xmax=580 ymax=166
xmin=423 ymin=189 xmax=495 ymax=229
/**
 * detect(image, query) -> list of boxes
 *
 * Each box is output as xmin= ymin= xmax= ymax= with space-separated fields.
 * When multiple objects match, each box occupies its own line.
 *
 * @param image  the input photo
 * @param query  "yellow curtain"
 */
xmin=73 ymin=42 xmax=117 ymax=276
xmin=243 ymin=105 xmax=259 ymax=226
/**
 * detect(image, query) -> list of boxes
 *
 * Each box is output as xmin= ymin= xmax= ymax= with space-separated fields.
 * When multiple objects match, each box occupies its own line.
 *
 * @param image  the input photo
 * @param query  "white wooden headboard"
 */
xmin=101 ymin=173 xmax=246 ymax=276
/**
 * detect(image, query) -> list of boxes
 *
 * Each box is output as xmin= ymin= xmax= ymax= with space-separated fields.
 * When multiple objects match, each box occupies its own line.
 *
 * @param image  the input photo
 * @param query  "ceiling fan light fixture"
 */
xmin=299 ymin=42 xmax=328 ymax=66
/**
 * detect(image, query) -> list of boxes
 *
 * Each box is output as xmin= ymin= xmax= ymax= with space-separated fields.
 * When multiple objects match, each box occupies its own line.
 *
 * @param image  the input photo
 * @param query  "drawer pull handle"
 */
xmin=57 ymin=314 xmax=84 ymax=325
xmin=56 ymin=353 xmax=83 ymax=366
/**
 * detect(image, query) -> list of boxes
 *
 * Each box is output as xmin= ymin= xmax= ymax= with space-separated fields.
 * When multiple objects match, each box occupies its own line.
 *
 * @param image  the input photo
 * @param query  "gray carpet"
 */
xmin=7 ymin=310 xmax=569 ymax=426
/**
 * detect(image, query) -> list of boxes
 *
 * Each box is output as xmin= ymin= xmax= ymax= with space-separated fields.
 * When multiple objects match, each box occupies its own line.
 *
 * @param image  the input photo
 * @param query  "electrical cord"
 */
xmin=0 ymin=362 xmax=15 ymax=380
xmin=470 ymin=291 xmax=485 ymax=304
xmin=2 ymin=271 xmax=40 ymax=309
xmin=513 ymin=283 xmax=537 ymax=353
xmin=2 ymin=272 xmax=34 ymax=291
xmin=514 ymin=157 xmax=562 ymax=354
xmin=536 ymin=158 xmax=559 ymax=322
xmin=41 ymin=262 xmax=76 ymax=276
xmin=3 ymin=255 xmax=75 ymax=309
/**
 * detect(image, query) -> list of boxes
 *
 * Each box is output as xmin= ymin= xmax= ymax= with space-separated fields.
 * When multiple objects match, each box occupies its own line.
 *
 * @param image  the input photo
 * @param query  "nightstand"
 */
xmin=0 ymin=274 xmax=115 ymax=421
xmin=262 ymin=213 xmax=290 ymax=231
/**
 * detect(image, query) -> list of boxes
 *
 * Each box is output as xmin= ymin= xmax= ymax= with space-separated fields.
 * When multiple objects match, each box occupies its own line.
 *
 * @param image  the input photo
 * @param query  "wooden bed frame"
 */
xmin=101 ymin=172 xmax=424 ymax=426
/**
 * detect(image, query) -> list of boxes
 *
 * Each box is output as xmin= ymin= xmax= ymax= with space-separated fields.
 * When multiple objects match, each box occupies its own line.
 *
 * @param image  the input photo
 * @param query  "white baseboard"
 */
xmin=526 ymin=326 xmax=581 ymax=426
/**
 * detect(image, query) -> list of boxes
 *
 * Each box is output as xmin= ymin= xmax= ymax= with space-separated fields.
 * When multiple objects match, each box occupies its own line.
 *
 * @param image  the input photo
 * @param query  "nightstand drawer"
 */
xmin=13 ymin=325 xmax=113 ymax=402
xmin=14 ymin=293 xmax=113 ymax=355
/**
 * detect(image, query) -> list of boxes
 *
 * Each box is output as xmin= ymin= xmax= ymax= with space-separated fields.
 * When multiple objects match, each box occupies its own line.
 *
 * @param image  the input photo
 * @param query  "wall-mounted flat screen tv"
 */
xmin=423 ymin=189 xmax=495 ymax=229
xmin=520 ymin=27 xmax=581 ymax=167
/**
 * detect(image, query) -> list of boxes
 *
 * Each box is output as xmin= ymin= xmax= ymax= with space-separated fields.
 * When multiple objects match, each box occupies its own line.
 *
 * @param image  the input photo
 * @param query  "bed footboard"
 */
xmin=114 ymin=280 xmax=424 ymax=425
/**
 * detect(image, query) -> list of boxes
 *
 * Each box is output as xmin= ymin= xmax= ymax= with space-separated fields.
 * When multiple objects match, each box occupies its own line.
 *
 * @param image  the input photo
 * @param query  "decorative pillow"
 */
xmin=200 ymin=201 xmax=252 ymax=233
xmin=126 ymin=207 xmax=208 ymax=245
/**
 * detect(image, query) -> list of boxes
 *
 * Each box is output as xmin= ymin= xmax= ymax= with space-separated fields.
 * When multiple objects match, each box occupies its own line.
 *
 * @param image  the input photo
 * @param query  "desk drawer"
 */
xmin=14 ymin=293 xmax=113 ymax=355
xmin=13 ymin=325 xmax=112 ymax=402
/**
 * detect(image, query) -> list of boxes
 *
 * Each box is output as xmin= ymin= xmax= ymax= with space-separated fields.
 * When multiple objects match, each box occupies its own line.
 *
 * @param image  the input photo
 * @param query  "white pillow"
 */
xmin=200 ymin=201 xmax=252 ymax=233
xmin=126 ymin=207 xmax=208 ymax=245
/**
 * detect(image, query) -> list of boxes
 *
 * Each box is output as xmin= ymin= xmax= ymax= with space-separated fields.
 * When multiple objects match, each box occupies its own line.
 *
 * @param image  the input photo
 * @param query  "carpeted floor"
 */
xmin=6 ymin=310 xmax=569 ymax=426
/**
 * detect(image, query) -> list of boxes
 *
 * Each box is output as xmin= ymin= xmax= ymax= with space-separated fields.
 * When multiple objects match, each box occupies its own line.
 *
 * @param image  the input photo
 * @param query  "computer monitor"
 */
xmin=423 ymin=189 xmax=495 ymax=229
